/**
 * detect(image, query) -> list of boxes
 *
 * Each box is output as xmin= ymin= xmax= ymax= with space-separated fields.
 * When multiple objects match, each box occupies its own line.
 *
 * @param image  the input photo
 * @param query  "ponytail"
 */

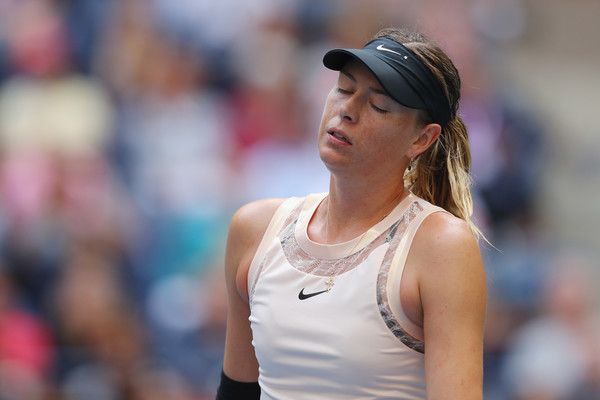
xmin=372 ymin=28 xmax=485 ymax=240
xmin=405 ymin=115 xmax=484 ymax=240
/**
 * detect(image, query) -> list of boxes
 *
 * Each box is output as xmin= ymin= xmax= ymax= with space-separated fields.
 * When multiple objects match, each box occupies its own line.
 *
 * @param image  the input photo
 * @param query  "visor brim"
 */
xmin=323 ymin=49 xmax=427 ymax=111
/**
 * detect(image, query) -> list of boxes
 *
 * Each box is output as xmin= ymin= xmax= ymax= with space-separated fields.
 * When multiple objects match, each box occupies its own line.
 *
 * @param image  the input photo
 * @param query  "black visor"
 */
xmin=323 ymin=37 xmax=451 ymax=127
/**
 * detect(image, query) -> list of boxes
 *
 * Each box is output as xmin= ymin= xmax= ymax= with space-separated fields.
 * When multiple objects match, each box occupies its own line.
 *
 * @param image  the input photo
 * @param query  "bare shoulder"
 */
xmin=410 ymin=210 xmax=486 ymax=305
xmin=412 ymin=211 xmax=483 ymax=273
xmin=229 ymin=198 xmax=287 ymax=243
xmin=225 ymin=198 xmax=287 ymax=301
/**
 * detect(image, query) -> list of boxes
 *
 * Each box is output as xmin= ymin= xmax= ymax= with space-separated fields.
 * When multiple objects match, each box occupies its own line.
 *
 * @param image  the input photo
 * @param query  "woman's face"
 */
xmin=318 ymin=59 xmax=423 ymax=181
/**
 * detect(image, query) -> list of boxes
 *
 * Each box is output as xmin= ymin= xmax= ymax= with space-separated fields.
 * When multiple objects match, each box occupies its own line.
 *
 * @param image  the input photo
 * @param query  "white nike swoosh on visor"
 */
xmin=376 ymin=44 xmax=408 ymax=59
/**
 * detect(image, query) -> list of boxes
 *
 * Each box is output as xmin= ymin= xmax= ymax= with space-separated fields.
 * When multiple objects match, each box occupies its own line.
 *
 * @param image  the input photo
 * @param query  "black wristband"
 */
xmin=216 ymin=370 xmax=261 ymax=400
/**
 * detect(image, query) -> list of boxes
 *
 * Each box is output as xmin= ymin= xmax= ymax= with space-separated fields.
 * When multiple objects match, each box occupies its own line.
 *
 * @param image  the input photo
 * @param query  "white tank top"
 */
xmin=248 ymin=192 xmax=445 ymax=399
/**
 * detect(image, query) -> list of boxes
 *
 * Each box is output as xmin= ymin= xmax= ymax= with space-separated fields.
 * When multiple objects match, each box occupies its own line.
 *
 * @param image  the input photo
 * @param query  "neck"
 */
xmin=322 ymin=179 xmax=408 ymax=244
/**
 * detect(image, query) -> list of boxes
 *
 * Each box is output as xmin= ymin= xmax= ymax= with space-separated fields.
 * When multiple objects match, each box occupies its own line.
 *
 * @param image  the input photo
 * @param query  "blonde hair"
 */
xmin=372 ymin=28 xmax=484 ymax=240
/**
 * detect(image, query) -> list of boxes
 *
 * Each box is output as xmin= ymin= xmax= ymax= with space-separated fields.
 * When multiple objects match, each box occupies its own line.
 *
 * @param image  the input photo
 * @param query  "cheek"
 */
xmin=369 ymin=125 xmax=412 ymax=154
xmin=318 ymin=92 xmax=339 ymax=128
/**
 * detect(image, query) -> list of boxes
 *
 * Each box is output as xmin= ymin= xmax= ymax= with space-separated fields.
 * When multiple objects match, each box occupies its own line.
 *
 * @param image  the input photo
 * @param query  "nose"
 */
xmin=339 ymin=95 xmax=359 ymax=123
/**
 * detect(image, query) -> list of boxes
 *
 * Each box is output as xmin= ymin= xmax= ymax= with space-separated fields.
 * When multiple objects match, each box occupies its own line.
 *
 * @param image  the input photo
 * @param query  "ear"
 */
xmin=409 ymin=123 xmax=442 ymax=158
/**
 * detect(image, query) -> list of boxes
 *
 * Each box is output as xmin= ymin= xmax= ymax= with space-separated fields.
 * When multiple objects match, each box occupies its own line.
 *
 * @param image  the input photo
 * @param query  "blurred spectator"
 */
xmin=0 ymin=1 xmax=594 ymax=399
xmin=0 ymin=269 xmax=54 ymax=400
xmin=150 ymin=0 xmax=299 ymax=54
xmin=52 ymin=246 xmax=145 ymax=399
xmin=0 ymin=0 xmax=124 ymax=316
xmin=96 ymin=1 xmax=234 ymax=278
xmin=228 ymin=14 xmax=332 ymax=201
xmin=58 ymin=0 xmax=115 ymax=74
xmin=502 ymin=254 xmax=600 ymax=400
xmin=0 ymin=0 xmax=113 ymax=156
xmin=228 ymin=18 xmax=305 ymax=152
xmin=104 ymin=35 xmax=232 ymax=278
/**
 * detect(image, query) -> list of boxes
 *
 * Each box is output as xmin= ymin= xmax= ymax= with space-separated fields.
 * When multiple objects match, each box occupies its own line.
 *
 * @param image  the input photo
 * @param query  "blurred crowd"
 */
xmin=0 ymin=0 xmax=598 ymax=399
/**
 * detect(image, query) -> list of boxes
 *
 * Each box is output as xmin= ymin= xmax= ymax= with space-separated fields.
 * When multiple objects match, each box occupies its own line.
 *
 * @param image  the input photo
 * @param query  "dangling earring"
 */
xmin=408 ymin=154 xmax=414 ymax=171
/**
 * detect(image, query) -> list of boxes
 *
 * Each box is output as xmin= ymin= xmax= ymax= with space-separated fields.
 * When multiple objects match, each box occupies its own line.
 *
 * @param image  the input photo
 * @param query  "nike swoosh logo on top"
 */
xmin=298 ymin=288 xmax=327 ymax=300
xmin=376 ymin=44 xmax=408 ymax=59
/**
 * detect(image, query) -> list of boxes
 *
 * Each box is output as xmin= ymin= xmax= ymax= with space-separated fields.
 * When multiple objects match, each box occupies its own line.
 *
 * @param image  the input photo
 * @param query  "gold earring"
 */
xmin=408 ymin=154 xmax=414 ymax=171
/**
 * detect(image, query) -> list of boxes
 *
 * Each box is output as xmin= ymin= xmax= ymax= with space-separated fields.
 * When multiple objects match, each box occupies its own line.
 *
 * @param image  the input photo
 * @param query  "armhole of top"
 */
xmin=387 ymin=205 xmax=449 ymax=341
xmin=247 ymin=197 xmax=301 ymax=298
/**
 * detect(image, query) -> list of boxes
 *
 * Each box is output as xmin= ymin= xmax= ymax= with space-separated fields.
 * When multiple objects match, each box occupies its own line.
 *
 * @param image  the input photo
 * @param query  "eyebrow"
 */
xmin=340 ymin=70 xmax=391 ymax=98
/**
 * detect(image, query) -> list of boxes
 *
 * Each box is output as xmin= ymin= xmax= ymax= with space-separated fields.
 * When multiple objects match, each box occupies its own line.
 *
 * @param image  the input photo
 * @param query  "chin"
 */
xmin=319 ymin=148 xmax=348 ymax=175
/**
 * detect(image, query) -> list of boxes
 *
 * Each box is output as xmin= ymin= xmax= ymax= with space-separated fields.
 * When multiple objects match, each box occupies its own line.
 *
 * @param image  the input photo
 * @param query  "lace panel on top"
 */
xmin=277 ymin=198 xmax=425 ymax=352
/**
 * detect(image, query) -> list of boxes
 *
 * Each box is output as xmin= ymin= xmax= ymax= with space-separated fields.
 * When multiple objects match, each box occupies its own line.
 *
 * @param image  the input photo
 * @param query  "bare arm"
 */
xmin=410 ymin=212 xmax=487 ymax=399
xmin=222 ymin=198 xmax=285 ymax=382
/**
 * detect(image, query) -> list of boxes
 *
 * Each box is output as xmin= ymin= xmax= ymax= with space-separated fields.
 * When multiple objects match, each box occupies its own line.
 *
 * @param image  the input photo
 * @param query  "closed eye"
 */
xmin=371 ymin=104 xmax=389 ymax=114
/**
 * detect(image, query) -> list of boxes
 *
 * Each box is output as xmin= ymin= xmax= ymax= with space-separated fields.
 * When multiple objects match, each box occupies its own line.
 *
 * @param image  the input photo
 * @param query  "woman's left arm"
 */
xmin=413 ymin=212 xmax=487 ymax=400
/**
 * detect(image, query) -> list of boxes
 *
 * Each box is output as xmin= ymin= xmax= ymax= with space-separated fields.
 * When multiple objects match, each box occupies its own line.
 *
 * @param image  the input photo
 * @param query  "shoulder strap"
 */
xmin=387 ymin=200 xmax=448 ymax=342
xmin=247 ymin=196 xmax=303 ymax=298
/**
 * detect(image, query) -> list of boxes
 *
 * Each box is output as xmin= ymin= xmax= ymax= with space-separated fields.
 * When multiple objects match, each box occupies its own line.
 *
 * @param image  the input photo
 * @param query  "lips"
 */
xmin=328 ymin=129 xmax=351 ymax=145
